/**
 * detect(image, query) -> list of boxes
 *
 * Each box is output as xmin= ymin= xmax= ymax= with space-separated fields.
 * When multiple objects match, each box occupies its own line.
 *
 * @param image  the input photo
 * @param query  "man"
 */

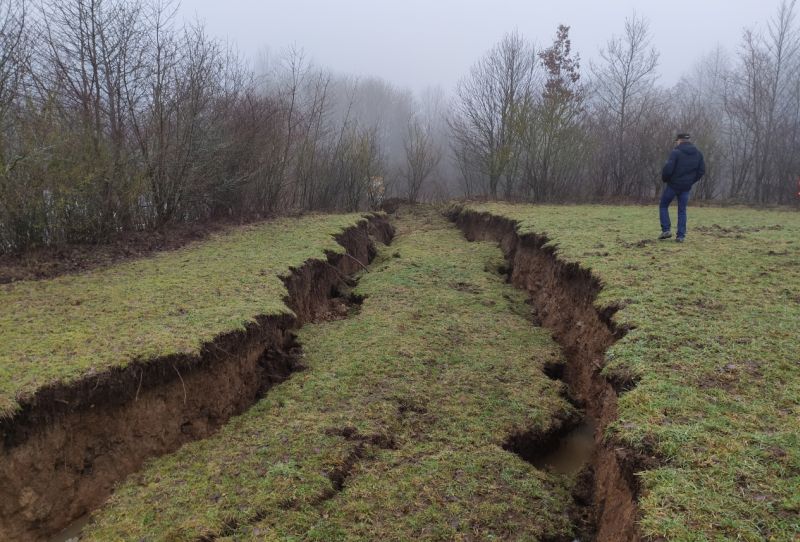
xmin=659 ymin=133 xmax=705 ymax=242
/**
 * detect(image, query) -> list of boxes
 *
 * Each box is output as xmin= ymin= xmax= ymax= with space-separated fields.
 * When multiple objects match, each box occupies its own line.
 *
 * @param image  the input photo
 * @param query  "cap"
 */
xmin=676 ymin=133 xmax=691 ymax=140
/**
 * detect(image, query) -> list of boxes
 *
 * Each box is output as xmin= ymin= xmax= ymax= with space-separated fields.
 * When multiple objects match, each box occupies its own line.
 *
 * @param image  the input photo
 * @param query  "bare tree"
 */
xmin=332 ymin=124 xmax=384 ymax=212
xmin=753 ymin=0 xmax=799 ymax=202
xmin=292 ymin=69 xmax=332 ymax=211
xmin=402 ymin=116 xmax=441 ymax=202
xmin=0 ymin=0 xmax=33 ymax=251
xmin=0 ymin=0 xmax=27 ymax=135
xmin=722 ymin=1 xmax=800 ymax=202
xmin=519 ymin=25 xmax=587 ymax=201
xmin=673 ymin=47 xmax=730 ymax=200
xmin=591 ymin=13 xmax=660 ymax=196
xmin=33 ymin=0 xmax=146 ymax=236
xmin=451 ymin=32 xmax=537 ymax=199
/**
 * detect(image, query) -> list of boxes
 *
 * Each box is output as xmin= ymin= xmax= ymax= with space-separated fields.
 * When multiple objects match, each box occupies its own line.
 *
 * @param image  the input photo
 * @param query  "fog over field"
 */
xmin=177 ymin=0 xmax=781 ymax=92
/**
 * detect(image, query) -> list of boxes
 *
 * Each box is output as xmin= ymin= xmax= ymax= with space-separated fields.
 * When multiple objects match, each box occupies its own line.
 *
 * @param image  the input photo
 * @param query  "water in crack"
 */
xmin=48 ymin=514 xmax=90 ymax=542
xmin=532 ymin=419 xmax=595 ymax=475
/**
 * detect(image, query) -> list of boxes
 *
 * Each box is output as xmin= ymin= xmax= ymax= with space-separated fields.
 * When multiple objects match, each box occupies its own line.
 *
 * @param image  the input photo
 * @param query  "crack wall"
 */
xmin=0 ymin=215 xmax=393 ymax=542
xmin=448 ymin=206 xmax=645 ymax=542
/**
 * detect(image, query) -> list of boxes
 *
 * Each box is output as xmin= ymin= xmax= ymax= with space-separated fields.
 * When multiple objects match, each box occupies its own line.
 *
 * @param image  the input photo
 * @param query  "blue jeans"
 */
xmin=659 ymin=185 xmax=690 ymax=238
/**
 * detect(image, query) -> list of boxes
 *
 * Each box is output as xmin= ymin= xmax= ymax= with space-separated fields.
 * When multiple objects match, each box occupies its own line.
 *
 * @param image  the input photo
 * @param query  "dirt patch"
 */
xmin=450 ymin=280 xmax=482 ymax=293
xmin=448 ymin=207 xmax=647 ymax=542
xmin=621 ymin=239 xmax=655 ymax=248
xmin=379 ymin=197 xmax=412 ymax=214
xmin=324 ymin=426 xmax=397 ymax=491
xmin=0 ymin=216 xmax=393 ymax=541
xmin=0 ymin=220 xmax=238 ymax=284
xmin=694 ymin=223 xmax=783 ymax=238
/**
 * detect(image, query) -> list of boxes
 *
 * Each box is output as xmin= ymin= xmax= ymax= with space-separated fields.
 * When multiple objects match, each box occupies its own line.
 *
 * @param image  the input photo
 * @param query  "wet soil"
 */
xmin=506 ymin=418 xmax=597 ymax=476
xmin=48 ymin=515 xmax=90 ymax=542
xmin=0 ymin=215 xmax=393 ymax=541
xmin=534 ymin=421 xmax=596 ymax=475
xmin=448 ymin=207 xmax=645 ymax=542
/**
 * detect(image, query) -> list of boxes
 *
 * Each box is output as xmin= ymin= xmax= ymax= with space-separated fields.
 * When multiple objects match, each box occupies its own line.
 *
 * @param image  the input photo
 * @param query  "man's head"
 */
xmin=675 ymin=133 xmax=691 ymax=145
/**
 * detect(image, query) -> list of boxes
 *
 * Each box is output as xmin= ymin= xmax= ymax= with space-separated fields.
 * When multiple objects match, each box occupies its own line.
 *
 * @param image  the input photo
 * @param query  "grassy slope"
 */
xmin=466 ymin=203 xmax=800 ymax=541
xmin=0 ymin=214 xmax=368 ymax=418
xmin=84 ymin=208 xmax=577 ymax=541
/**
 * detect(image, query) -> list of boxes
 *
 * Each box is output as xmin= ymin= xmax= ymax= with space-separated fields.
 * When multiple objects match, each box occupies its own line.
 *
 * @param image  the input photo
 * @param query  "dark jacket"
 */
xmin=662 ymin=142 xmax=705 ymax=191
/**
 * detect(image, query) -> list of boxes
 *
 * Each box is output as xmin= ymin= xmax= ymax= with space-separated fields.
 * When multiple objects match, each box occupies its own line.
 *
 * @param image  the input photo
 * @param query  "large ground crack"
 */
xmin=448 ymin=206 xmax=644 ymax=542
xmin=0 ymin=215 xmax=393 ymax=541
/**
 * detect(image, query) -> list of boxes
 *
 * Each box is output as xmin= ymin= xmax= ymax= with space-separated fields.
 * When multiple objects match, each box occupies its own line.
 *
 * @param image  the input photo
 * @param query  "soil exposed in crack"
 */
xmin=0 ymin=215 xmax=393 ymax=542
xmin=449 ymin=207 xmax=644 ymax=542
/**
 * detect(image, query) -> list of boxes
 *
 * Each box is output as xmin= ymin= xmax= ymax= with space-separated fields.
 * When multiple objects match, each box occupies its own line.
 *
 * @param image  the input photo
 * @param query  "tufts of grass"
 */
xmin=464 ymin=202 xmax=800 ymax=541
xmin=83 ymin=207 xmax=577 ymax=541
xmin=0 ymin=214 xmax=370 ymax=418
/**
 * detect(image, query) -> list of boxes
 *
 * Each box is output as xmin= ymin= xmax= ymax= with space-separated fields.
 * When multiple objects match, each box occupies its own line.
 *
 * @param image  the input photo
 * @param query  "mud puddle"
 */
xmin=532 ymin=420 xmax=595 ymax=475
xmin=48 ymin=515 xmax=90 ymax=542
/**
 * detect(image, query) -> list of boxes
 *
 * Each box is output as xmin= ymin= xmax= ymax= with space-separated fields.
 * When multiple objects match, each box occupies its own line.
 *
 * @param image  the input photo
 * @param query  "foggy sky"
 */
xmin=177 ymin=0 xmax=783 ymax=94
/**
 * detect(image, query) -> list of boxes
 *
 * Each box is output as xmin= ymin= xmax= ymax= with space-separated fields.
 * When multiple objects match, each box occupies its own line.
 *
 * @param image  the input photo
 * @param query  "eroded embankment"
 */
xmin=449 ymin=207 xmax=642 ymax=542
xmin=0 ymin=216 xmax=393 ymax=542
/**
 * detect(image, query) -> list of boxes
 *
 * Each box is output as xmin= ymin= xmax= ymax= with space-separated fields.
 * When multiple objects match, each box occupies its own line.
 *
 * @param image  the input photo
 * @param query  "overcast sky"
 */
xmin=177 ymin=0 xmax=783 ymax=94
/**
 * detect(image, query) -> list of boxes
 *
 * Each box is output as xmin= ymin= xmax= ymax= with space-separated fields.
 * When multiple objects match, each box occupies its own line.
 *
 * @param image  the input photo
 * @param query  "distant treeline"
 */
xmin=1 ymin=0 xmax=798 ymax=253
xmin=451 ymin=6 xmax=800 ymax=206
xmin=0 ymin=0 xmax=449 ymax=252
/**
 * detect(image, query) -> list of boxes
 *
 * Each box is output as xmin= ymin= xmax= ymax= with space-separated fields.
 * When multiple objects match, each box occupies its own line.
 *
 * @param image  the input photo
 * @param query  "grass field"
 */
xmin=0 ymin=214 xmax=367 ymax=418
xmin=82 ymin=207 xmax=581 ymax=541
xmin=464 ymin=203 xmax=800 ymax=541
xmin=5 ymin=202 xmax=799 ymax=541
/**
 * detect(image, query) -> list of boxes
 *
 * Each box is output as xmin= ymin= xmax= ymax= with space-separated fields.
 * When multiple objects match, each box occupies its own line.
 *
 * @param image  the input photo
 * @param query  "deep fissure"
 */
xmin=448 ymin=207 xmax=644 ymax=542
xmin=5 ymin=208 xmax=651 ymax=540
xmin=1 ymin=215 xmax=393 ymax=542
